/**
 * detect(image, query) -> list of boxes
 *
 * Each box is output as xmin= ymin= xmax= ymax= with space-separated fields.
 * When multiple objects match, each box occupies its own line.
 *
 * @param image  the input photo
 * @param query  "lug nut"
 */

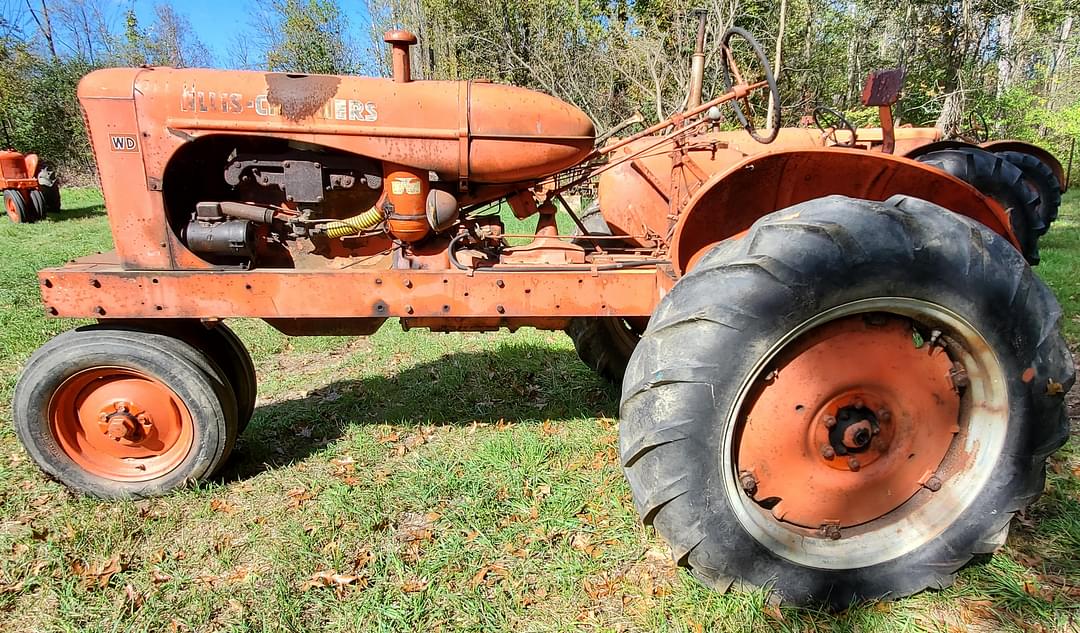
xmin=877 ymin=408 xmax=891 ymax=422
xmin=848 ymin=457 xmax=860 ymax=471
xmin=818 ymin=524 xmax=841 ymax=540
xmin=821 ymin=445 xmax=835 ymax=460
xmin=852 ymin=397 xmax=865 ymax=410
xmin=924 ymin=476 xmax=942 ymax=492
xmin=823 ymin=415 xmax=837 ymax=429
xmin=738 ymin=471 xmax=758 ymax=496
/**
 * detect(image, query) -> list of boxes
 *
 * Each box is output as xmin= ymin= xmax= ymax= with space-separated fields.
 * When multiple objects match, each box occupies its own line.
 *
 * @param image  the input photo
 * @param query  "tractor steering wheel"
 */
xmin=966 ymin=111 xmax=989 ymax=143
xmin=813 ymin=106 xmax=857 ymax=147
xmin=719 ymin=27 xmax=781 ymax=144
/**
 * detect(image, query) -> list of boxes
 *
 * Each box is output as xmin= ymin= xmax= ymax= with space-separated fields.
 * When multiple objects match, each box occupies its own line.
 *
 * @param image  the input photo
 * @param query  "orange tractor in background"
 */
xmin=0 ymin=149 xmax=60 ymax=223
xmin=11 ymin=21 xmax=1074 ymax=608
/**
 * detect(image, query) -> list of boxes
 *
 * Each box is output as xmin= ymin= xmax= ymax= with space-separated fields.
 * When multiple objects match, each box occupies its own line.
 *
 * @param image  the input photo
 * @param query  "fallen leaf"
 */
xmin=495 ymin=418 xmax=512 ymax=431
xmin=286 ymin=487 xmax=315 ymax=508
xmin=150 ymin=569 xmax=172 ymax=584
xmin=400 ymin=576 xmax=429 ymax=593
xmin=210 ymin=499 xmax=237 ymax=514
xmin=540 ymin=420 xmax=560 ymax=436
xmin=124 ymin=583 xmax=144 ymax=609
xmin=764 ymin=604 xmax=785 ymax=622
xmin=470 ymin=564 xmax=509 ymax=588
xmin=71 ymin=554 xmax=126 ymax=589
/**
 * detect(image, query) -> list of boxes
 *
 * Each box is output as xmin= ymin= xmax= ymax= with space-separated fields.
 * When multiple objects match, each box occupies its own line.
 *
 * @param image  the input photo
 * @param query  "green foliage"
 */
xmin=264 ymin=0 xmax=355 ymax=74
xmin=0 ymin=43 xmax=93 ymax=176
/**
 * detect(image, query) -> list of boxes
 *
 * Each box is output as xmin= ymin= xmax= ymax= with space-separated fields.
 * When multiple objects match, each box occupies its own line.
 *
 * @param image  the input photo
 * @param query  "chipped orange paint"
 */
xmin=735 ymin=316 xmax=960 ymax=528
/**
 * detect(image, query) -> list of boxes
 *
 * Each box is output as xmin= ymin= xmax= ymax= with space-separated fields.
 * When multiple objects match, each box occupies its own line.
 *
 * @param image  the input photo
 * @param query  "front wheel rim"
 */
xmin=5 ymin=194 xmax=20 ymax=223
xmin=723 ymin=298 xmax=1008 ymax=569
xmin=48 ymin=367 xmax=195 ymax=481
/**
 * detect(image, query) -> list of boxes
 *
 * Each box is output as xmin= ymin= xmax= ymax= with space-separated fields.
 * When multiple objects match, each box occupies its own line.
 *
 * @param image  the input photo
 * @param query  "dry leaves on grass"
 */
xmin=396 ymin=512 xmax=441 ymax=543
xmin=330 ymin=455 xmax=362 ymax=485
xmin=470 ymin=564 xmax=510 ymax=589
xmin=399 ymin=576 xmax=430 ymax=593
xmin=71 ymin=554 xmax=127 ymax=589
xmin=209 ymin=499 xmax=237 ymax=514
xmin=286 ymin=487 xmax=315 ymax=509
xmin=195 ymin=566 xmax=252 ymax=587
xmin=302 ymin=570 xmax=370 ymax=596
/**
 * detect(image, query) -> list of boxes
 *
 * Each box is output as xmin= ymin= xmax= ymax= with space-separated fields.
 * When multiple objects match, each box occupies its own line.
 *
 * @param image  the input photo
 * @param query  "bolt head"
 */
xmin=877 ymin=408 xmax=891 ymax=422
xmin=852 ymin=397 xmax=865 ymax=409
xmin=823 ymin=415 xmax=837 ymax=428
xmin=847 ymin=457 xmax=860 ymax=471
xmin=821 ymin=445 xmax=835 ymax=460
xmin=925 ymin=476 xmax=942 ymax=492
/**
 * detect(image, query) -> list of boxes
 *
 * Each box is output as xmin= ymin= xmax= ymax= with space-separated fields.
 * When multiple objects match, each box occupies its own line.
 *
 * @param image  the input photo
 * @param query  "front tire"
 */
xmin=620 ymin=195 xmax=1072 ymax=607
xmin=3 ymin=189 xmax=29 ymax=223
xmin=13 ymin=327 xmax=239 ymax=498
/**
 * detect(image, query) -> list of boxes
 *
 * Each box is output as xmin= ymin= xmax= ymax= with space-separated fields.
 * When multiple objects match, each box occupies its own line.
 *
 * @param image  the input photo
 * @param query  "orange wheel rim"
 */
xmin=5 ymin=195 xmax=19 ymax=223
xmin=48 ymin=368 xmax=194 ymax=481
xmin=734 ymin=314 xmax=959 ymax=529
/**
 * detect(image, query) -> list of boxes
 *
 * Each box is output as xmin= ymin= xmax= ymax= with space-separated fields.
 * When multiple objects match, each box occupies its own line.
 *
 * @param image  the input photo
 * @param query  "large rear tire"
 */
xmin=915 ymin=147 xmax=1042 ymax=263
xmin=620 ymin=194 xmax=1072 ymax=607
xmin=13 ymin=327 xmax=239 ymax=498
xmin=997 ymin=150 xmax=1062 ymax=228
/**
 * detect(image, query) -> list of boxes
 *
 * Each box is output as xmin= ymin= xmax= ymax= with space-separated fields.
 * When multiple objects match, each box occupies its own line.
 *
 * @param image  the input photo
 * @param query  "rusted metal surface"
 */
xmin=49 ymin=367 xmax=194 ymax=481
xmin=38 ymin=258 xmax=662 ymax=322
xmin=265 ymin=73 xmax=342 ymax=122
xmin=735 ymin=316 xmax=959 ymax=528
xmin=860 ymin=69 xmax=905 ymax=107
xmin=669 ymin=148 xmax=1018 ymax=274
xmin=384 ymin=30 xmax=417 ymax=83
xmin=0 ymin=150 xmax=41 ymax=190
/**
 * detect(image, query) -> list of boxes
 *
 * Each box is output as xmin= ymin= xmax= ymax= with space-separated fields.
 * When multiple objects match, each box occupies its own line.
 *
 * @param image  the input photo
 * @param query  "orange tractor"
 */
xmin=0 ymin=149 xmax=60 ymax=223
xmin=13 ymin=25 xmax=1073 ymax=607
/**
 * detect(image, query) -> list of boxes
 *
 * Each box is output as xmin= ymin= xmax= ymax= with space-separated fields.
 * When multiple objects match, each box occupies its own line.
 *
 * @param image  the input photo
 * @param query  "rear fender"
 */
xmin=902 ymin=139 xmax=977 ymax=161
xmin=980 ymin=140 xmax=1067 ymax=192
xmin=669 ymin=148 xmax=1017 ymax=275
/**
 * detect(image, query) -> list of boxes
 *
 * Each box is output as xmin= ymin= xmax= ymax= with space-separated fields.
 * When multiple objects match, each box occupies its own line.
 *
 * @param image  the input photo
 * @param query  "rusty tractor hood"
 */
xmin=79 ymin=67 xmax=596 ymax=185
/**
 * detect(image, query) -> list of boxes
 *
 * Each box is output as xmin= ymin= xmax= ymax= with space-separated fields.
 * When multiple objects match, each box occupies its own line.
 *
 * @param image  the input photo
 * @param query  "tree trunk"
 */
xmin=766 ymin=0 xmax=787 ymax=131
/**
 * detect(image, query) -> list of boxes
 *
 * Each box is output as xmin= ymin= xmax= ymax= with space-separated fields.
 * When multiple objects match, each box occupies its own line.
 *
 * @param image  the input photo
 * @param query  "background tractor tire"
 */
xmin=3 ymin=189 xmax=29 ymax=223
xmin=997 ymin=150 xmax=1062 ymax=228
xmin=620 ymin=194 xmax=1072 ymax=608
xmin=35 ymin=164 xmax=61 ymax=216
xmin=29 ymin=189 xmax=48 ymax=220
xmin=13 ymin=327 xmax=239 ymax=498
xmin=566 ymin=202 xmax=644 ymax=386
xmin=916 ymin=147 xmax=1042 ymax=263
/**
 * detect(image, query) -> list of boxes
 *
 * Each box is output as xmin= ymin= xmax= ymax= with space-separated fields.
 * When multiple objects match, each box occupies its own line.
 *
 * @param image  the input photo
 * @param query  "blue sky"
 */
xmin=3 ymin=0 xmax=374 ymax=66
xmin=133 ymin=0 xmax=374 ymax=65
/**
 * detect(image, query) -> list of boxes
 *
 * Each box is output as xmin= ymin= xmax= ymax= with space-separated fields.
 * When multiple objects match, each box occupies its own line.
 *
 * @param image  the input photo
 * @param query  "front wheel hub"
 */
xmin=735 ymin=315 xmax=961 ymax=530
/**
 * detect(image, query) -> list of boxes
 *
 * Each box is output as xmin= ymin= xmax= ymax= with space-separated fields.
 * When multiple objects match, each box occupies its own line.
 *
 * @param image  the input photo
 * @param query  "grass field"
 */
xmin=0 ymin=188 xmax=1077 ymax=632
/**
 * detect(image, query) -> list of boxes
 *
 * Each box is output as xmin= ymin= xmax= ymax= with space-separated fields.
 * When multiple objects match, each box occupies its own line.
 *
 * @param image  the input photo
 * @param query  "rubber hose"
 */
xmin=324 ymin=207 xmax=384 ymax=238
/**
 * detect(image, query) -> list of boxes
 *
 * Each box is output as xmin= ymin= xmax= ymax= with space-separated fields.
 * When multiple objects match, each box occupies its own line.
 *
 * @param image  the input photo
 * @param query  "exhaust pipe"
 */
xmin=687 ymin=9 xmax=709 ymax=110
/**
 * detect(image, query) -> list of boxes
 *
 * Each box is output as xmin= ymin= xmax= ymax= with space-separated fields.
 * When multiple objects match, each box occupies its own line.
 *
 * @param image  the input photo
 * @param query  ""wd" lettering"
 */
xmin=109 ymin=135 xmax=138 ymax=152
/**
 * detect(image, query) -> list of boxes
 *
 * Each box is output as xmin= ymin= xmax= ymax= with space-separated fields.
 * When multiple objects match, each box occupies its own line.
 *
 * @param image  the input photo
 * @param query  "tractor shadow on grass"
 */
xmin=52 ymin=204 xmax=106 ymax=221
xmin=218 ymin=345 xmax=619 ymax=482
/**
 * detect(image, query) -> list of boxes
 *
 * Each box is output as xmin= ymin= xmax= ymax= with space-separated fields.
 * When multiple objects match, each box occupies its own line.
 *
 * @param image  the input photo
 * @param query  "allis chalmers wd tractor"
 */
xmin=12 ymin=27 xmax=1075 ymax=607
xmin=0 ymin=149 xmax=60 ymax=223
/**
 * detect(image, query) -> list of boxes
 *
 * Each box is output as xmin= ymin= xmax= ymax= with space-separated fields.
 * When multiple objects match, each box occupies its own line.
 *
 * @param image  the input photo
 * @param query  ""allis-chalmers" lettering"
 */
xmin=180 ymin=85 xmax=378 ymax=122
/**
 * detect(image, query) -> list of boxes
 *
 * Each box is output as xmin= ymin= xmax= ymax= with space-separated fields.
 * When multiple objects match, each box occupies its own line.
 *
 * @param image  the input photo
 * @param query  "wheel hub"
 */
xmin=734 ymin=315 xmax=961 ymax=530
xmin=97 ymin=401 xmax=154 ymax=442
